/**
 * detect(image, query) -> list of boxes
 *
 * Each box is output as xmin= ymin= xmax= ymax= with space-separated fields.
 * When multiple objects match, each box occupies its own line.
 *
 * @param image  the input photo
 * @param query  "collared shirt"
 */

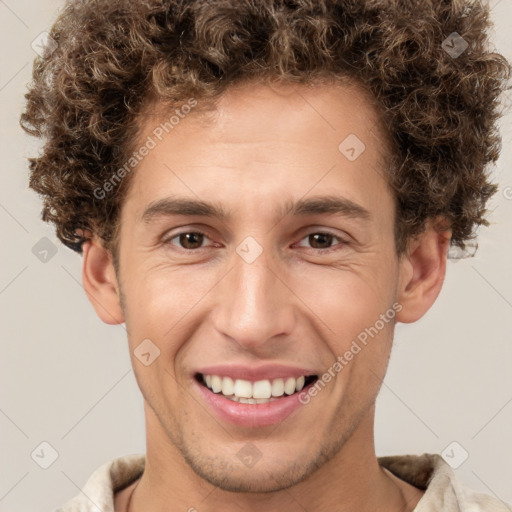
xmin=55 ymin=452 xmax=511 ymax=512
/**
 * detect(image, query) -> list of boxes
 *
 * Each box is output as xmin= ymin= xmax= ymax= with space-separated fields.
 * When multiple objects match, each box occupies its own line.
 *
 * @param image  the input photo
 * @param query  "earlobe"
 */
xmin=82 ymin=239 xmax=124 ymax=325
xmin=395 ymin=220 xmax=452 ymax=324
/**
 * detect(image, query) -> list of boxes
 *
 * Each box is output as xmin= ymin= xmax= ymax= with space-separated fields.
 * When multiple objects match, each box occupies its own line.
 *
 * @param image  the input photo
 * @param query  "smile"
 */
xmin=194 ymin=370 xmax=320 ymax=427
xmin=197 ymin=373 xmax=318 ymax=403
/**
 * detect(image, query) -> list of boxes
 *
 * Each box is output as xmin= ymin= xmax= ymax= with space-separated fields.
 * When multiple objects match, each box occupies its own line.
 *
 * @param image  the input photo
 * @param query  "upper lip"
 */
xmin=195 ymin=364 xmax=318 ymax=382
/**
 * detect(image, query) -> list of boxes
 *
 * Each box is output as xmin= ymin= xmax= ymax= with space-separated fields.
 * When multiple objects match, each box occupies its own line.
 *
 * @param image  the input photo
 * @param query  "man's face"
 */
xmin=113 ymin=81 xmax=408 ymax=491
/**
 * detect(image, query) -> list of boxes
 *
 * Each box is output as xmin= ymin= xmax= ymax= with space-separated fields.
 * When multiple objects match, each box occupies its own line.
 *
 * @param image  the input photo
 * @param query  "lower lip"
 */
xmin=195 ymin=379 xmax=314 ymax=428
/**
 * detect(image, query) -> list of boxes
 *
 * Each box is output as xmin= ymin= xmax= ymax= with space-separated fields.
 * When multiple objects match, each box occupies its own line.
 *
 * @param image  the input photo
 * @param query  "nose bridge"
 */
xmin=213 ymin=241 xmax=295 ymax=349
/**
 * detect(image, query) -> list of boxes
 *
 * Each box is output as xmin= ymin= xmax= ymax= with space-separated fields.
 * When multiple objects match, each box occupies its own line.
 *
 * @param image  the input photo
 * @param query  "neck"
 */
xmin=121 ymin=402 xmax=423 ymax=512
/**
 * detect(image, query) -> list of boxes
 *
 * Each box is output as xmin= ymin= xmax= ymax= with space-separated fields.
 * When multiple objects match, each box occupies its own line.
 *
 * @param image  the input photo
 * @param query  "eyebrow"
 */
xmin=141 ymin=195 xmax=372 ymax=224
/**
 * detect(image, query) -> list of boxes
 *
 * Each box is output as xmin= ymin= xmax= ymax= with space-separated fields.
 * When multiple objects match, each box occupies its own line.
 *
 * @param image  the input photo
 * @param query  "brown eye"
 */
xmin=307 ymin=233 xmax=335 ymax=249
xmin=165 ymin=231 xmax=209 ymax=250
xmin=296 ymin=231 xmax=348 ymax=252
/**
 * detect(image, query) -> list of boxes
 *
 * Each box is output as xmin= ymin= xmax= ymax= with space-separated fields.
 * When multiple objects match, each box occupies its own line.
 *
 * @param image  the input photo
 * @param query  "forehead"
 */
xmin=136 ymin=79 xmax=388 ymax=155
xmin=124 ymin=80 xmax=394 ymax=223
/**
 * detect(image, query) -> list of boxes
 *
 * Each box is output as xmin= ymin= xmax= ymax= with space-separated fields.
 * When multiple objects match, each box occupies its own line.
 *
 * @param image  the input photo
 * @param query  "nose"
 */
xmin=212 ymin=244 xmax=296 ymax=355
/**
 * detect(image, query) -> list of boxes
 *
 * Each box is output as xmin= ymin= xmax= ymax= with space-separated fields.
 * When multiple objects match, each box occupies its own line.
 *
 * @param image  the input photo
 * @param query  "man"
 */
xmin=20 ymin=0 xmax=510 ymax=511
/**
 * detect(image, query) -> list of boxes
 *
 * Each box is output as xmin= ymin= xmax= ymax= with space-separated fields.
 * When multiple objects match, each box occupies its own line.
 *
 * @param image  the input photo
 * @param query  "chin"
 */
xmin=188 ymin=460 xmax=315 ymax=494
xmin=178 ymin=439 xmax=338 ymax=494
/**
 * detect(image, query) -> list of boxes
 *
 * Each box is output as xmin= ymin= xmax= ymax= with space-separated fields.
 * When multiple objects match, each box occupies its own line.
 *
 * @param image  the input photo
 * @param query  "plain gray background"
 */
xmin=1 ymin=1 xmax=511 ymax=511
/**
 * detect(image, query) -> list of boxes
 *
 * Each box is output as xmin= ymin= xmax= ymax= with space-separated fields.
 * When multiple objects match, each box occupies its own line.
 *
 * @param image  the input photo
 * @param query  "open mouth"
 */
xmin=195 ymin=373 xmax=319 ymax=404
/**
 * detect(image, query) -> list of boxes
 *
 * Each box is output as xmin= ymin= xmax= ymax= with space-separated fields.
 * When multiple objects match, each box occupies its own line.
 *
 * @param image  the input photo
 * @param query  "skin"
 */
xmin=82 ymin=80 xmax=451 ymax=512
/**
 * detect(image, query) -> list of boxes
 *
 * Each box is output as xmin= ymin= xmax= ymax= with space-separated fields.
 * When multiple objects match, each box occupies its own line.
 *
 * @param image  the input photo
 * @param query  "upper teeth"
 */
xmin=203 ymin=374 xmax=306 ymax=399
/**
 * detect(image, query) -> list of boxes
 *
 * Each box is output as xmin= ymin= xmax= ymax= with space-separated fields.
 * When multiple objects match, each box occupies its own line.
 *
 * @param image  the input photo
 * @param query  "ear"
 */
xmin=82 ymin=238 xmax=124 ymax=325
xmin=395 ymin=218 xmax=452 ymax=324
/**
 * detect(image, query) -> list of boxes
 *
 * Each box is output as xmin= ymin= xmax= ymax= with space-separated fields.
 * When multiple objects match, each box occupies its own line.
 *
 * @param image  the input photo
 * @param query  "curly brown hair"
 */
xmin=20 ymin=0 xmax=510 ymax=263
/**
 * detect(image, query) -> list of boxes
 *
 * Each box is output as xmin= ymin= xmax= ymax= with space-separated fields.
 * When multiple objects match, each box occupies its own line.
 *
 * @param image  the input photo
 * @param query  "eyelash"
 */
xmin=162 ymin=229 xmax=349 ymax=254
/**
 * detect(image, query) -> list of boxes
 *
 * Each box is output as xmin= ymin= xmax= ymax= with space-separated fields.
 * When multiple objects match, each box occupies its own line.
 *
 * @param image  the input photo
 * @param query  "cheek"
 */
xmin=121 ymin=265 xmax=217 ymax=353
xmin=292 ymin=264 xmax=396 ymax=342
xmin=330 ymin=314 xmax=395 ymax=409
